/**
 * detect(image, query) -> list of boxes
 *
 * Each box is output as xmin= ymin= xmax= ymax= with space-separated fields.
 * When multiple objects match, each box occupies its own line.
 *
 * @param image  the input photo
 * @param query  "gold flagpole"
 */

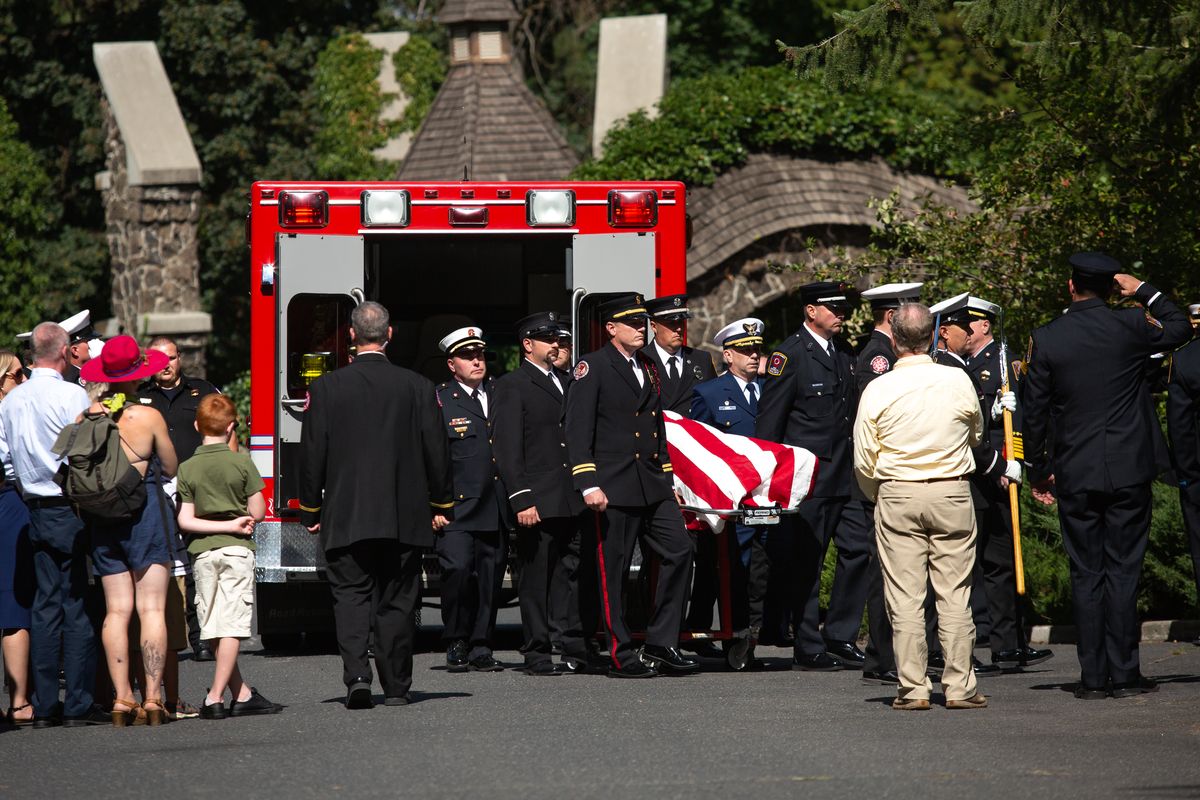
xmin=999 ymin=335 xmax=1026 ymax=596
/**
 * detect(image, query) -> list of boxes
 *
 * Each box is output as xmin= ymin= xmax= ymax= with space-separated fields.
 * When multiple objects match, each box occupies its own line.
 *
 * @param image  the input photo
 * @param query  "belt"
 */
xmin=884 ymin=476 xmax=966 ymax=484
xmin=25 ymin=496 xmax=73 ymax=509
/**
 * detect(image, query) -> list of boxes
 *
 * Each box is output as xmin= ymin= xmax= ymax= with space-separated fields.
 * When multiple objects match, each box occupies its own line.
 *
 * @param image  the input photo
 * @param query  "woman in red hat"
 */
xmin=80 ymin=335 xmax=179 ymax=726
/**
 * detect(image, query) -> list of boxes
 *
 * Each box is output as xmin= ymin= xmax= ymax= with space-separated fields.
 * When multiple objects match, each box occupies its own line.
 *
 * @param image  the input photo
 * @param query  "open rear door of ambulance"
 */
xmin=568 ymin=232 xmax=658 ymax=358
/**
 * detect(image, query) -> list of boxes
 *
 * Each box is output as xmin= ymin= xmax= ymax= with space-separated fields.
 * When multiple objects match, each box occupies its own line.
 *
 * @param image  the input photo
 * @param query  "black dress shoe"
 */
xmin=973 ymin=656 xmax=1002 ymax=677
xmin=194 ymin=643 xmax=215 ymax=663
xmin=1112 ymin=677 xmax=1159 ymax=699
xmin=824 ymin=640 xmax=866 ymax=669
xmin=861 ymin=669 xmax=900 ymax=685
xmin=384 ymin=695 xmax=411 ymax=706
xmin=792 ymin=652 xmax=841 ymax=672
xmin=992 ymin=646 xmax=1054 ymax=669
xmin=607 ymin=660 xmax=658 ymax=679
xmin=61 ymin=706 xmax=111 ymax=727
xmin=346 ymin=678 xmax=374 ymax=710
xmin=468 ymin=654 xmax=504 ymax=672
xmin=32 ymin=716 xmax=62 ymax=729
xmin=681 ymin=640 xmax=723 ymax=659
xmin=1074 ymin=684 xmax=1108 ymax=700
xmin=641 ymin=645 xmax=700 ymax=672
xmin=445 ymin=639 xmax=469 ymax=672
xmin=522 ymin=660 xmax=562 ymax=676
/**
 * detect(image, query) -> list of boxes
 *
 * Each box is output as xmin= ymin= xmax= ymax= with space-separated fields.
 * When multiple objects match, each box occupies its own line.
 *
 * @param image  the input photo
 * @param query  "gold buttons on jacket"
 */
xmin=634 ymin=432 xmax=640 ymax=438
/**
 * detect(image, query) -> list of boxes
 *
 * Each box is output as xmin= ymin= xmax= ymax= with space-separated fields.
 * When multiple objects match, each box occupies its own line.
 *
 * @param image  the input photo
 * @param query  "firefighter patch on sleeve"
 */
xmin=870 ymin=355 xmax=889 ymax=374
xmin=573 ymin=360 xmax=589 ymax=380
xmin=766 ymin=352 xmax=788 ymax=377
xmin=303 ymin=391 xmax=311 ymax=411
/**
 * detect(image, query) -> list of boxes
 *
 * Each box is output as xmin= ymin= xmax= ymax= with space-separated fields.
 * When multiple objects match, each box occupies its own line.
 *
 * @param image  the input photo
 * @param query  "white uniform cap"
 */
xmin=713 ymin=318 xmax=765 ymax=348
xmin=966 ymin=296 xmax=1001 ymax=319
xmin=15 ymin=309 xmax=95 ymax=342
xmin=860 ymin=282 xmax=923 ymax=308
xmin=438 ymin=326 xmax=486 ymax=354
xmin=1189 ymin=303 xmax=1200 ymax=317
xmin=928 ymin=292 xmax=970 ymax=316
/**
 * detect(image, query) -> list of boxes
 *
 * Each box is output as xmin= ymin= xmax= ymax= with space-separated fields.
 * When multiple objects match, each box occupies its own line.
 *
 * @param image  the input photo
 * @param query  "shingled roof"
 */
xmin=398 ymin=61 xmax=578 ymax=181
xmin=438 ymin=0 xmax=518 ymax=25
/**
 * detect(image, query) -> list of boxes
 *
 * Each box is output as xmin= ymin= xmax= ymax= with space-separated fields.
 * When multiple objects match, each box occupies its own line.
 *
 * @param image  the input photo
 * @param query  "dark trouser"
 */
xmin=1057 ymin=484 xmax=1152 ymax=688
xmin=972 ymin=489 xmax=1020 ymax=653
xmin=729 ymin=523 xmax=768 ymax=634
xmin=184 ymin=567 xmax=201 ymax=653
xmin=325 ymin=540 xmax=422 ymax=697
xmin=436 ymin=528 xmax=506 ymax=659
xmin=28 ymin=507 xmax=96 ymax=718
xmin=684 ymin=530 xmax=719 ymax=630
xmin=517 ymin=516 xmax=591 ymax=665
xmin=1182 ymin=489 xmax=1200 ymax=606
xmin=825 ymin=497 xmax=872 ymax=644
xmin=767 ymin=496 xmax=852 ymax=657
xmin=595 ymin=501 xmax=694 ymax=669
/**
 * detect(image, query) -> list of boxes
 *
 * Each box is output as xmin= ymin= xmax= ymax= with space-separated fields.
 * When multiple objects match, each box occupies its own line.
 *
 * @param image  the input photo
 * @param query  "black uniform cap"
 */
xmin=515 ymin=311 xmax=562 ymax=340
xmin=644 ymin=294 xmax=691 ymax=321
xmin=1068 ymin=251 xmax=1121 ymax=277
xmin=598 ymin=293 xmax=648 ymax=322
xmin=798 ymin=281 xmax=853 ymax=308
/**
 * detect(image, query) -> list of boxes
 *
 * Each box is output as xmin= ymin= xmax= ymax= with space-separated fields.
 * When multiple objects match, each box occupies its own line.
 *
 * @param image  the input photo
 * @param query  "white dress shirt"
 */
xmin=525 ymin=358 xmax=563 ymax=393
xmin=653 ymin=341 xmax=680 ymax=379
xmin=0 ymin=368 xmax=90 ymax=496
xmin=458 ymin=381 xmax=488 ymax=417
xmin=803 ymin=323 xmax=833 ymax=356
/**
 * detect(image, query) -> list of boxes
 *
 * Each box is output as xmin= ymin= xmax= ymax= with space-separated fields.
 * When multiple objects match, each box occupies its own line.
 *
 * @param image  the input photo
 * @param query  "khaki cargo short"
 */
xmin=193 ymin=545 xmax=255 ymax=640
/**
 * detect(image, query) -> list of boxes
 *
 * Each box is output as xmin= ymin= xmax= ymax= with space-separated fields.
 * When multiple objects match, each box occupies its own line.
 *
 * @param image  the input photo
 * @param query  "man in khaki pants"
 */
xmin=852 ymin=303 xmax=986 ymax=711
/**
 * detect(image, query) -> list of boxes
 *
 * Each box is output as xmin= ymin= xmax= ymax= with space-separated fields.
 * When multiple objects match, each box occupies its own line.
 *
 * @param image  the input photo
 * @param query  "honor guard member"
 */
xmin=565 ymin=293 xmax=698 ymax=678
xmin=1189 ymin=303 xmax=1200 ymax=332
xmin=690 ymin=318 xmax=767 ymax=666
xmin=298 ymin=301 xmax=453 ymax=709
xmin=756 ymin=281 xmax=868 ymax=671
xmin=853 ymin=282 xmax=923 ymax=683
xmin=963 ymin=296 xmax=1054 ymax=670
xmin=1023 ymin=253 xmax=1191 ymax=698
xmin=16 ymin=310 xmax=100 ymax=388
xmin=1168 ymin=314 xmax=1200 ymax=644
xmin=641 ymin=294 xmax=717 ymax=416
xmin=435 ymin=327 xmax=511 ymax=673
xmin=552 ymin=316 xmax=573 ymax=372
xmin=492 ymin=312 xmax=598 ymax=675
xmin=137 ymin=336 xmax=221 ymax=463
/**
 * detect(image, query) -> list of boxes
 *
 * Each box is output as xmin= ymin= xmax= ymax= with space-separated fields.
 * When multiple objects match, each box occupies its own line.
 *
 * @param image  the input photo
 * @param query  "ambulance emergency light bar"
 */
xmin=277 ymin=186 xmax=659 ymax=229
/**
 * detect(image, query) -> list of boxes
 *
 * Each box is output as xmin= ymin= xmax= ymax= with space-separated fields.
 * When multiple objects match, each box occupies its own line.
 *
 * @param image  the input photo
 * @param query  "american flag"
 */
xmin=664 ymin=411 xmax=819 ymax=532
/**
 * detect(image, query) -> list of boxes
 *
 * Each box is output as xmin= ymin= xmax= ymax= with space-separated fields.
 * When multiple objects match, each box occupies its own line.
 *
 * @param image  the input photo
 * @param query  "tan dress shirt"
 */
xmin=853 ymin=354 xmax=983 ymax=501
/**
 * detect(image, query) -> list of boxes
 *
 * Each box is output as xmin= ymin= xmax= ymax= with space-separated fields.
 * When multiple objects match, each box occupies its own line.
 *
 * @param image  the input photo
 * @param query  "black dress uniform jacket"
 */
xmin=566 ymin=344 xmax=674 ymax=505
xmin=756 ymin=328 xmax=857 ymax=497
xmin=933 ymin=350 xmax=1008 ymax=483
xmin=491 ymin=360 xmax=583 ymax=519
xmin=436 ymin=376 xmax=509 ymax=533
xmin=640 ymin=344 xmax=717 ymax=416
xmin=1023 ymin=284 xmax=1192 ymax=493
xmin=1169 ymin=338 xmax=1200 ymax=504
xmin=299 ymin=352 xmax=453 ymax=551
xmin=137 ymin=375 xmax=220 ymax=462
xmin=854 ymin=329 xmax=896 ymax=395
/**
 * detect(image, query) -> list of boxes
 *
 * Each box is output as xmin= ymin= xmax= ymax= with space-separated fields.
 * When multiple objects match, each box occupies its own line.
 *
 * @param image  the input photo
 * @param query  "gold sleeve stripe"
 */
xmin=429 ymin=500 xmax=454 ymax=509
xmin=572 ymin=464 xmax=597 ymax=475
xmin=661 ymin=464 xmax=673 ymax=473
xmin=299 ymin=504 xmax=321 ymax=513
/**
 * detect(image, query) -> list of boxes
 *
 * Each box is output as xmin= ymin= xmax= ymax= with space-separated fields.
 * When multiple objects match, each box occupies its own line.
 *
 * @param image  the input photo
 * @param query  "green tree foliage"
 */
xmin=0 ymin=96 xmax=55 ymax=335
xmin=393 ymin=34 xmax=446 ymax=133
xmin=313 ymin=33 xmax=397 ymax=180
xmin=574 ymin=65 xmax=960 ymax=185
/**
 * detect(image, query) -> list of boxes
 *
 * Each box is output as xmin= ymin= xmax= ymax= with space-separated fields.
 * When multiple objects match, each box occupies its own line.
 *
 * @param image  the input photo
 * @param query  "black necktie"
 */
xmin=746 ymin=381 xmax=758 ymax=413
xmin=667 ymin=355 xmax=679 ymax=381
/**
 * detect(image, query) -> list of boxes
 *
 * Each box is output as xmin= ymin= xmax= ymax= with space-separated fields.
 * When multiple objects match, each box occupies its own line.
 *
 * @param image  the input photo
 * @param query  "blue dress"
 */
xmin=0 ymin=483 xmax=34 ymax=629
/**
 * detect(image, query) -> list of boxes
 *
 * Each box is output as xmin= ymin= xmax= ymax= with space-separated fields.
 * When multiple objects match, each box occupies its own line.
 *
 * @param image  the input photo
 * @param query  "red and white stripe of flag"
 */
xmin=664 ymin=410 xmax=819 ymax=532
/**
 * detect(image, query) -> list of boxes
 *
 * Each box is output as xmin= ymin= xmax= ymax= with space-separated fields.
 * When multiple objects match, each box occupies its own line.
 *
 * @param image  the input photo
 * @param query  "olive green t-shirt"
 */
xmin=177 ymin=443 xmax=266 ymax=555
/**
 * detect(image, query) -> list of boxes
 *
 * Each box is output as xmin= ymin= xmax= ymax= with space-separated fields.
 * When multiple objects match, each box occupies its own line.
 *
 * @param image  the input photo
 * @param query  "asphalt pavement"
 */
xmin=3 ymin=619 xmax=1200 ymax=800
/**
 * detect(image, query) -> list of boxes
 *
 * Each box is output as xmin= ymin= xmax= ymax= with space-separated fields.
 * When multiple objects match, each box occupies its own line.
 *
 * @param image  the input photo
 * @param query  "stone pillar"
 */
xmin=93 ymin=42 xmax=211 ymax=377
xmin=592 ymin=14 xmax=668 ymax=158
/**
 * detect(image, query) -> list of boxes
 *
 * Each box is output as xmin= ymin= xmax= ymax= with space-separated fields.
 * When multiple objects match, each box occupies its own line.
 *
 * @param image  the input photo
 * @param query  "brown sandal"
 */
xmin=142 ymin=698 xmax=167 ymax=726
xmin=111 ymin=698 xmax=145 ymax=727
xmin=5 ymin=703 xmax=33 ymax=726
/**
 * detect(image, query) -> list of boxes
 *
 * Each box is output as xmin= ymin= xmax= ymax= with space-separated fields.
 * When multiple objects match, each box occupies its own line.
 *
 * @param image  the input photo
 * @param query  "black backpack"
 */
xmin=52 ymin=411 xmax=146 ymax=520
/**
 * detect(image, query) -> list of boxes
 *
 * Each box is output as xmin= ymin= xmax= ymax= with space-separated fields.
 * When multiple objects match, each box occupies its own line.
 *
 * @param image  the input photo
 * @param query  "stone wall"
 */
xmin=98 ymin=99 xmax=208 ymax=376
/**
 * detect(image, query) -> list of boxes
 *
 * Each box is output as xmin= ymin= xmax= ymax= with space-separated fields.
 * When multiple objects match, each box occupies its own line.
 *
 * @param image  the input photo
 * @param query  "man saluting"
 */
xmin=565 ymin=293 xmax=697 ymax=678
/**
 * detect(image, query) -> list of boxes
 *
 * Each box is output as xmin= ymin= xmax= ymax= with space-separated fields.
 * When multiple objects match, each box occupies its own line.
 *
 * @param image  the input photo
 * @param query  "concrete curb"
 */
xmin=1028 ymin=619 xmax=1200 ymax=645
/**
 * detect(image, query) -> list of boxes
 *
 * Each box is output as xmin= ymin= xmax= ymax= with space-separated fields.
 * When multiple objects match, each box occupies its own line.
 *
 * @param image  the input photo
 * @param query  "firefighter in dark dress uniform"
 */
xmin=491 ymin=311 xmax=598 ymax=675
xmin=851 ymin=282 xmax=923 ymax=684
xmin=18 ymin=310 xmax=99 ymax=388
xmin=1169 ymin=304 xmax=1200 ymax=644
xmin=565 ymin=293 xmax=698 ymax=678
xmin=690 ymin=318 xmax=766 ymax=667
xmin=1022 ymin=253 xmax=1191 ymax=698
xmin=755 ymin=281 xmax=867 ymax=671
xmin=963 ymin=296 xmax=1054 ymax=671
xmin=435 ymin=326 xmax=511 ymax=673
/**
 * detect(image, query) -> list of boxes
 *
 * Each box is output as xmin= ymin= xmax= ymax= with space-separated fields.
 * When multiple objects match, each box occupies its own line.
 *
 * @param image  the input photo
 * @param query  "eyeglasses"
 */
xmin=2 ymin=370 xmax=25 ymax=384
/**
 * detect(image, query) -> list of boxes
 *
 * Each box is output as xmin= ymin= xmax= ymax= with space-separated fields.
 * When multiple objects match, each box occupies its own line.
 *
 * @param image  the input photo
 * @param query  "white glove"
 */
xmin=991 ymin=391 xmax=1016 ymax=421
xmin=1003 ymin=460 xmax=1022 ymax=484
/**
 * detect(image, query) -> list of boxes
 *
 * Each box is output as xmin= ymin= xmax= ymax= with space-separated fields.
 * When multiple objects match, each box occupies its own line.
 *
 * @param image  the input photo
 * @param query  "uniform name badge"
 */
xmin=718 ymin=401 xmax=737 ymax=411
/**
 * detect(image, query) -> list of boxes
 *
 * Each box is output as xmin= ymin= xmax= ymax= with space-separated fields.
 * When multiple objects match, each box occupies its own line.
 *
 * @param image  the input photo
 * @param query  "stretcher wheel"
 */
xmin=724 ymin=637 xmax=751 ymax=671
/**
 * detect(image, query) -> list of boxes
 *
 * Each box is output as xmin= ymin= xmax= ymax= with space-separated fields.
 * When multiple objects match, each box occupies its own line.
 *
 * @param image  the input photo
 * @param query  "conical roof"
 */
xmin=397 ymin=61 xmax=578 ymax=181
xmin=438 ymin=0 xmax=518 ymax=25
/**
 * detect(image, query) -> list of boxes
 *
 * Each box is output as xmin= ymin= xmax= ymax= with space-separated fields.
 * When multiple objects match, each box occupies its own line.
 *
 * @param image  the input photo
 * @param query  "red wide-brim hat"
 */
xmin=79 ymin=335 xmax=169 ymax=383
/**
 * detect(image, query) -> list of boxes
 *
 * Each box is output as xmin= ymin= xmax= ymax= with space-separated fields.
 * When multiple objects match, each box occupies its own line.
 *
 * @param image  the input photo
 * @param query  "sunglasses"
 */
xmin=2 ymin=370 xmax=25 ymax=383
